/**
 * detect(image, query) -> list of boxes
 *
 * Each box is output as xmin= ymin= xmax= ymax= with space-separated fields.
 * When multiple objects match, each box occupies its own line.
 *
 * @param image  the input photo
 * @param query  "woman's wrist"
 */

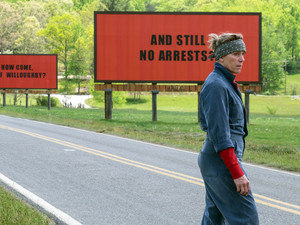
xmin=219 ymin=147 xmax=244 ymax=179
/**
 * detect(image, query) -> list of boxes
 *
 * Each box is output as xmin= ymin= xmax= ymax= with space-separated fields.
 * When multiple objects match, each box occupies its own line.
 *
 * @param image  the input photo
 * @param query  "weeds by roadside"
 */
xmin=0 ymin=186 xmax=55 ymax=225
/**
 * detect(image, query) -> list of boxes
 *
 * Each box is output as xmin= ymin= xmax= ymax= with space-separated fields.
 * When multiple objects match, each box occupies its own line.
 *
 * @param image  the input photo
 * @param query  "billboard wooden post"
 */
xmin=198 ymin=91 xmax=201 ymax=123
xmin=105 ymin=88 xmax=112 ymax=120
xmin=47 ymin=91 xmax=51 ymax=110
xmin=25 ymin=90 xmax=29 ymax=108
xmin=244 ymin=89 xmax=254 ymax=124
xmin=197 ymin=83 xmax=202 ymax=123
xmin=1 ymin=90 xmax=6 ymax=107
xmin=152 ymin=90 xmax=159 ymax=122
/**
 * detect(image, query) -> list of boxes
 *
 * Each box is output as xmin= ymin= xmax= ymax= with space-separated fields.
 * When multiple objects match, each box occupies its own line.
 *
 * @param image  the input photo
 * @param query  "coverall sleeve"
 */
xmin=201 ymin=83 xmax=234 ymax=153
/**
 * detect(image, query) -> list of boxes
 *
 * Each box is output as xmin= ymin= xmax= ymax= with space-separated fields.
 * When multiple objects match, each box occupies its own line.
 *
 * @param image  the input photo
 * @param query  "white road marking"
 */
xmin=0 ymin=173 xmax=82 ymax=225
xmin=64 ymin=149 xmax=76 ymax=152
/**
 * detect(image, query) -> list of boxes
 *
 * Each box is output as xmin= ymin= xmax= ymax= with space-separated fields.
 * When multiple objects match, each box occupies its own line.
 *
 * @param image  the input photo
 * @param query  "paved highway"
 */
xmin=0 ymin=115 xmax=299 ymax=225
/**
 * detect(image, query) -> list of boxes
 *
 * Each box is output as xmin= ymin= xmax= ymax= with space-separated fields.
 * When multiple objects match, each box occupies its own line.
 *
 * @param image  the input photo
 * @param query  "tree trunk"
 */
xmin=78 ymin=80 xmax=81 ymax=94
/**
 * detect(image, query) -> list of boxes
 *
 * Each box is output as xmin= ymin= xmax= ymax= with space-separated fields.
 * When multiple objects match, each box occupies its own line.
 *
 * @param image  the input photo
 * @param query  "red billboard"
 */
xmin=95 ymin=12 xmax=261 ymax=84
xmin=0 ymin=54 xmax=57 ymax=89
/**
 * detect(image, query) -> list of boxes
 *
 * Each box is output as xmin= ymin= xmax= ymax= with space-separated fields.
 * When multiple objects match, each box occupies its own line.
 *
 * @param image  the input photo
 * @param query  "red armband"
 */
xmin=219 ymin=148 xmax=244 ymax=179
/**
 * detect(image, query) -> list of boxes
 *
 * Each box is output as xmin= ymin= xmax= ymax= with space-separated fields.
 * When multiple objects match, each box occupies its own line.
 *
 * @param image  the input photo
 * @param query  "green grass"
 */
xmin=0 ymin=186 xmax=55 ymax=225
xmin=249 ymin=94 xmax=300 ymax=115
xmin=287 ymin=73 xmax=300 ymax=87
xmin=87 ymin=92 xmax=199 ymax=111
xmin=245 ymin=114 xmax=300 ymax=171
xmin=281 ymin=73 xmax=300 ymax=95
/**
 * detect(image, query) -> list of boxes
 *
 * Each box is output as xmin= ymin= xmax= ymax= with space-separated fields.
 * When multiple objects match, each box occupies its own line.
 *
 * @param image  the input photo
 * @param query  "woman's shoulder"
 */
xmin=203 ymin=71 xmax=228 ymax=90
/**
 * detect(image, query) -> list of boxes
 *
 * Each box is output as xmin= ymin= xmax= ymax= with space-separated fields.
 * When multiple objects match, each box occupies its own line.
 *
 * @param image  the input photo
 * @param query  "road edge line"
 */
xmin=0 ymin=173 xmax=82 ymax=225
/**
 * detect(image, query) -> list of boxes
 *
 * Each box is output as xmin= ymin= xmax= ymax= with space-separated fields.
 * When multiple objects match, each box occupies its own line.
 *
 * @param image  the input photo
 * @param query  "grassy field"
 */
xmin=278 ymin=73 xmax=300 ymax=95
xmin=96 ymin=94 xmax=300 ymax=173
xmin=286 ymin=73 xmax=300 ymax=95
xmin=0 ymin=186 xmax=55 ymax=225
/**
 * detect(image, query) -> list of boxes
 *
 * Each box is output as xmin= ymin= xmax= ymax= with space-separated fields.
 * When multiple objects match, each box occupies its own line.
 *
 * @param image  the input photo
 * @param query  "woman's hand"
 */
xmin=234 ymin=175 xmax=250 ymax=196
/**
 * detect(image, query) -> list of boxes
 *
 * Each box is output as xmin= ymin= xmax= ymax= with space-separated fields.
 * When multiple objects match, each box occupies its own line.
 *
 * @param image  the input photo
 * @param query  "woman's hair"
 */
xmin=208 ymin=33 xmax=244 ymax=52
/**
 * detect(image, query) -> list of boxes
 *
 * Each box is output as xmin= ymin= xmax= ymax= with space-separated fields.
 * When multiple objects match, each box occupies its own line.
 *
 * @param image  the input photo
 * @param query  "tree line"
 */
xmin=1 ymin=0 xmax=299 ymax=94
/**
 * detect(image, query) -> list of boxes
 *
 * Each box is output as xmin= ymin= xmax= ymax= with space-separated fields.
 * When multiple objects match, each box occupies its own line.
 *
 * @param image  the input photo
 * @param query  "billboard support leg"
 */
xmin=152 ymin=90 xmax=159 ymax=122
xmin=245 ymin=89 xmax=254 ymax=124
xmin=47 ymin=90 xmax=51 ymax=110
xmin=2 ymin=90 xmax=6 ymax=107
xmin=25 ymin=90 xmax=29 ymax=108
xmin=198 ymin=91 xmax=200 ymax=123
xmin=105 ymin=88 xmax=112 ymax=120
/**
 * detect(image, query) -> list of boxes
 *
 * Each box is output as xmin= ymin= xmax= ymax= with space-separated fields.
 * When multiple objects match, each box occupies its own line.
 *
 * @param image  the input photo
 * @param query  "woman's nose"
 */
xmin=239 ymin=55 xmax=245 ymax=62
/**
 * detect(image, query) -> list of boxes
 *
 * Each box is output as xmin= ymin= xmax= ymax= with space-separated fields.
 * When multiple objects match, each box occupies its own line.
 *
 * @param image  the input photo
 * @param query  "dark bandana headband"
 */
xmin=208 ymin=39 xmax=246 ymax=60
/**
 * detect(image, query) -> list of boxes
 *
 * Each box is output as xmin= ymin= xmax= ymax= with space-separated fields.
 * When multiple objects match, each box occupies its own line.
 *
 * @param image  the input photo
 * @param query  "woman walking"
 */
xmin=198 ymin=32 xmax=259 ymax=225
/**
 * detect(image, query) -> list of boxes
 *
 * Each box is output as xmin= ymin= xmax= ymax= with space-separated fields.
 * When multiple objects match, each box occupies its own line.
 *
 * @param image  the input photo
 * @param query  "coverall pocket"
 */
xmin=198 ymin=152 xmax=221 ymax=177
xmin=231 ymin=137 xmax=244 ymax=160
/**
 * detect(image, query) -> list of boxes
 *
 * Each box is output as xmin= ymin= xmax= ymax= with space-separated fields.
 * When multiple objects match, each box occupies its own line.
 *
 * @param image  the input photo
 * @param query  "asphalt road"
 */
xmin=0 ymin=115 xmax=299 ymax=225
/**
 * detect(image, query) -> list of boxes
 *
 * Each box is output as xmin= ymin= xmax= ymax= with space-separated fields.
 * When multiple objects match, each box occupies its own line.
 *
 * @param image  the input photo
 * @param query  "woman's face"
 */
xmin=219 ymin=51 xmax=245 ymax=74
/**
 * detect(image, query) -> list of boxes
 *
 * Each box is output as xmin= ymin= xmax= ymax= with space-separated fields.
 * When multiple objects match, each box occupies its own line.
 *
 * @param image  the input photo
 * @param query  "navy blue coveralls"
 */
xmin=198 ymin=62 xmax=259 ymax=225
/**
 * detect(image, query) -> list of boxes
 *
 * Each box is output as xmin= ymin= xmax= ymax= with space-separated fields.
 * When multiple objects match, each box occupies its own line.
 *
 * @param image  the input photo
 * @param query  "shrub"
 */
xmin=266 ymin=106 xmax=277 ymax=115
xmin=35 ymin=96 xmax=57 ymax=107
xmin=89 ymin=80 xmax=127 ymax=105
xmin=289 ymin=84 xmax=299 ymax=95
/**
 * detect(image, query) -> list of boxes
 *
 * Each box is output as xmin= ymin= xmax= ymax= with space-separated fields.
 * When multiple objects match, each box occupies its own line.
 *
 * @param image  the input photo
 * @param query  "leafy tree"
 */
xmin=255 ymin=0 xmax=288 ymax=93
xmin=20 ymin=0 xmax=50 ymax=27
xmin=14 ymin=16 xmax=47 ymax=54
xmin=102 ymin=0 xmax=131 ymax=11
xmin=68 ymin=24 xmax=91 ymax=94
xmin=73 ymin=0 xmax=95 ymax=10
xmin=275 ymin=0 xmax=300 ymax=61
xmin=150 ymin=0 xmax=197 ymax=11
xmin=78 ymin=0 xmax=107 ymax=83
xmin=130 ymin=0 xmax=147 ymax=11
xmin=2 ymin=0 xmax=30 ymax=2
xmin=79 ymin=0 xmax=107 ymax=27
xmin=0 ymin=2 xmax=21 ymax=53
xmin=39 ymin=13 xmax=84 ymax=79
xmin=43 ymin=0 xmax=74 ymax=17
xmin=261 ymin=8 xmax=286 ymax=93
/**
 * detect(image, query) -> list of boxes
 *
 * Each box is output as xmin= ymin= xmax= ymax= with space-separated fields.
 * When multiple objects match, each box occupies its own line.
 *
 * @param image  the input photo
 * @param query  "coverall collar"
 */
xmin=214 ymin=62 xmax=236 ymax=84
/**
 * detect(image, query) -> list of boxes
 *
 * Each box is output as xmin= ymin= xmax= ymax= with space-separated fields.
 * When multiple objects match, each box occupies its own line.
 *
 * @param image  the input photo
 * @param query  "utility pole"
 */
xmin=284 ymin=61 xmax=287 ymax=95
